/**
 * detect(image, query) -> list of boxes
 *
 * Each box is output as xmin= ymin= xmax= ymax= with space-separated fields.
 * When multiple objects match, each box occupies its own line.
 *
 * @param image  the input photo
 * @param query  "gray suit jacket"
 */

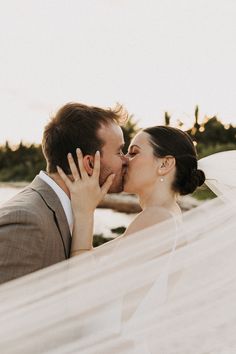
xmin=0 ymin=176 xmax=71 ymax=284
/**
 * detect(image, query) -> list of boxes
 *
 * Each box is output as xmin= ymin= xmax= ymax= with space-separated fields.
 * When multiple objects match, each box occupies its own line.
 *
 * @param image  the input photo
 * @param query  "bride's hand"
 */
xmin=56 ymin=148 xmax=115 ymax=216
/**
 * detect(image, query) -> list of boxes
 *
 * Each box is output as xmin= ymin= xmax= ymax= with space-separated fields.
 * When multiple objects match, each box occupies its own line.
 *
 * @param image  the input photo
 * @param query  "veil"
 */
xmin=0 ymin=150 xmax=236 ymax=354
xmin=198 ymin=150 xmax=236 ymax=199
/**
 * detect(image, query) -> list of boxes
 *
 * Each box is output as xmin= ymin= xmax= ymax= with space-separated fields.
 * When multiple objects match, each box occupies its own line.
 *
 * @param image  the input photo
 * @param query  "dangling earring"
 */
xmin=160 ymin=163 xmax=165 ymax=182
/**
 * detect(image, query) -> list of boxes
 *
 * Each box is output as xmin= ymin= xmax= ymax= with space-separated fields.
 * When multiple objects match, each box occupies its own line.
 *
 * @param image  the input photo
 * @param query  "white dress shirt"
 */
xmin=39 ymin=171 xmax=73 ymax=234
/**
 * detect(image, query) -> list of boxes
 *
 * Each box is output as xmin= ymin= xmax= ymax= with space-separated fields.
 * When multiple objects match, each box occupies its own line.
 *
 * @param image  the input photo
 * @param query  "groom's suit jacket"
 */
xmin=0 ymin=176 xmax=71 ymax=284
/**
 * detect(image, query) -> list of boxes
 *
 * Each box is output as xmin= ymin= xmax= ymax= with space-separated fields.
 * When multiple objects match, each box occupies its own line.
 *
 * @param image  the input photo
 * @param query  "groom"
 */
xmin=0 ymin=102 xmax=128 ymax=284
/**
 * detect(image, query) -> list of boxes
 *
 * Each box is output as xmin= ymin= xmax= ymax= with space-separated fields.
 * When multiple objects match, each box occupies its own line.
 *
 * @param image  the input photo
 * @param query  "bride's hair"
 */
xmin=143 ymin=126 xmax=205 ymax=195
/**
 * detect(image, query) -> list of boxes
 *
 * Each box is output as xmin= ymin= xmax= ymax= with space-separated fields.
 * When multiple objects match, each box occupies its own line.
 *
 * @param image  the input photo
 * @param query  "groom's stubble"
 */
xmin=99 ymin=159 xmax=127 ymax=193
xmin=97 ymin=122 xmax=128 ymax=193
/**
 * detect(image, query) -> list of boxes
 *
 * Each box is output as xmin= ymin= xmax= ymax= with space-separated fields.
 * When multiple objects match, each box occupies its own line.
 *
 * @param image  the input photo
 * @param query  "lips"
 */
xmin=123 ymin=171 xmax=129 ymax=181
xmin=122 ymin=167 xmax=128 ymax=176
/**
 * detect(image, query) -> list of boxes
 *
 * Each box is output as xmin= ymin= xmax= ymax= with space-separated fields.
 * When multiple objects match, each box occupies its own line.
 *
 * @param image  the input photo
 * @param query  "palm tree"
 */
xmin=164 ymin=112 xmax=171 ymax=126
xmin=121 ymin=115 xmax=140 ymax=153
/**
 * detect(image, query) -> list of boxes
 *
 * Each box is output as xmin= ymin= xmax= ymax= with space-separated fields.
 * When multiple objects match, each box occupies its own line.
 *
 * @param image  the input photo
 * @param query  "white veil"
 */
xmin=0 ymin=150 xmax=236 ymax=354
xmin=198 ymin=150 xmax=236 ymax=198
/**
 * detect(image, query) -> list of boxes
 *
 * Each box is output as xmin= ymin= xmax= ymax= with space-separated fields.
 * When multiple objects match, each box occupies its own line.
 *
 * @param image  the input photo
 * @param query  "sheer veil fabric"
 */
xmin=0 ymin=150 xmax=236 ymax=354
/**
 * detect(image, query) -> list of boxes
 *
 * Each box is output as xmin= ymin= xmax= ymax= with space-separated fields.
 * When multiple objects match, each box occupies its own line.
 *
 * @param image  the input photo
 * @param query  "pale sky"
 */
xmin=0 ymin=0 xmax=236 ymax=144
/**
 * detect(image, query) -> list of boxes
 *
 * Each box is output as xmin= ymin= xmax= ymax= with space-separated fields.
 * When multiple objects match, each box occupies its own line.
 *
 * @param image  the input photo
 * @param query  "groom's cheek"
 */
xmin=99 ymin=164 xmax=112 ymax=185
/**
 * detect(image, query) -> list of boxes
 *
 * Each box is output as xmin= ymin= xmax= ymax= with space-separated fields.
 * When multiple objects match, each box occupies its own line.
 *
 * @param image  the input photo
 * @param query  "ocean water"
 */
xmin=0 ymin=186 xmax=135 ymax=237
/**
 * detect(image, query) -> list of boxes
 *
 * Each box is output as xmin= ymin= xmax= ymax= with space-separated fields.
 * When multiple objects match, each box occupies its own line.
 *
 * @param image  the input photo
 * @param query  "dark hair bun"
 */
xmin=177 ymin=168 xmax=206 ymax=196
xmin=196 ymin=169 xmax=205 ymax=187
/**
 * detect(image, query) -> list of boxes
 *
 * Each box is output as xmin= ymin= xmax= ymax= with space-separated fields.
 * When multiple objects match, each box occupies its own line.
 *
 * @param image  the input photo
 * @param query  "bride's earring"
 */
xmin=160 ymin=163 xmax=165 ymax=182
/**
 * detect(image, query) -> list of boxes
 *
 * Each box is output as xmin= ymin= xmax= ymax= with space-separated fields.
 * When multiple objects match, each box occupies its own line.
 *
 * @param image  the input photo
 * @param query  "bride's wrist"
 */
xmin=72 ymin=209 xmax=94 ymax=218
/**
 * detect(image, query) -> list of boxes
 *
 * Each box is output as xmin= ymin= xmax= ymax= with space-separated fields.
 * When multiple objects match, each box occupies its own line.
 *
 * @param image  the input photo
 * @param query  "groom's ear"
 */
xmin=83 ymin=155 xmax=94 ymax=176
xmin=158 ymin=156 xmax=176 ymax=176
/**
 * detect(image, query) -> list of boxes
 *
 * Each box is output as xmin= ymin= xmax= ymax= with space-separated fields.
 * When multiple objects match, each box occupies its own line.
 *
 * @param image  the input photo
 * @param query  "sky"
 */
xmin=0 ymin=0 xmax=236 ymax=144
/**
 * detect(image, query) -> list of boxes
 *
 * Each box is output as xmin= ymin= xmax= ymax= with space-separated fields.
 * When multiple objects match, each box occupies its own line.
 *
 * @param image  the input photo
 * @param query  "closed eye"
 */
xmin=128 ymin=152 xmax=137 ymax=157
xmin=117 ymin=150 xmax=125 ymax=157
xmin=117 ymin=150 xmax=125 ymax=156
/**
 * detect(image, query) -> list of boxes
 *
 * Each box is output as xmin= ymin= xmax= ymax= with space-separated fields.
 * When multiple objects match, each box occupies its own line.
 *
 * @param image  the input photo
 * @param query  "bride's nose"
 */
xmin=121 ymin=154 xmax=129 ymax=164
xmin=124 ymin=152 xmax=132 ymax=160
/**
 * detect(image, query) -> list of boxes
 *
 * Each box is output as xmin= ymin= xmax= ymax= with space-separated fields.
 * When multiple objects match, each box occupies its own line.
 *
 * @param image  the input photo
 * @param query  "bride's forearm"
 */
xmin=70 ymin=212 xmax=94 ymax=257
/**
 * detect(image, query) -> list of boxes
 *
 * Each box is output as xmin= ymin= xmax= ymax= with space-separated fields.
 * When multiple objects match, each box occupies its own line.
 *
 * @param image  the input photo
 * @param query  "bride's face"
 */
xmin=124 ymin=131 xmax=161 ymax=194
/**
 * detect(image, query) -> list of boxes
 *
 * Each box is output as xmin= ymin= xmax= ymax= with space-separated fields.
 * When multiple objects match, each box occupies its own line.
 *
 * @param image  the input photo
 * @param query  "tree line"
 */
xmin=0 ymin=107 xmax=235 ymax=182
xmin=0 ymin=142 xmax=46 ymax=182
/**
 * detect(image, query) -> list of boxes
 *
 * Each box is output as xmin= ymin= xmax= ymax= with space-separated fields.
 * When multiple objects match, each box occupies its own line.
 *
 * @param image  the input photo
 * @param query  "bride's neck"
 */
xmin=138 ymin=183 xmax=179 ymax=212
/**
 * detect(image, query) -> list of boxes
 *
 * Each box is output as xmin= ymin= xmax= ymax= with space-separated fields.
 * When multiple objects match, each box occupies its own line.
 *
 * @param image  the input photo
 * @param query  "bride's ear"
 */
xmin=83 ymin=155 xmax=94 ymax=175
xmin=158 ymin=156 xmax=176 ymax=176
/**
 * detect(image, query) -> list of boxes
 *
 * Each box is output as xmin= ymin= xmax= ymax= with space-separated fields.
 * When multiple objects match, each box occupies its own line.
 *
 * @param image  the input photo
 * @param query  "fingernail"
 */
xmin=68 ymin=153 xmax=72 ymax=158
xmin=76 ymin=148 xmax=81 ymax=153
xmin=95 ymin=150 xmax=100 ymax=155
xmin=56 ymin=165 xmax=61 ymax=170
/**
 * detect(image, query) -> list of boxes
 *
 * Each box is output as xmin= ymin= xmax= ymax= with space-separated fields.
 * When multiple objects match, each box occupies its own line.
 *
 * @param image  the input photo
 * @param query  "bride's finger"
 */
xmin=56 ymin=166 xmax=72 ymax=189
xmin=67 ymin=153 xmax=81 ymax=181
xmin=76 ymin=148 xmax=88 ymax=180
xmin=101 ymin=173 xmax=115 ymax=198
xmin=92 ymin=150 xmax=100 ymax=179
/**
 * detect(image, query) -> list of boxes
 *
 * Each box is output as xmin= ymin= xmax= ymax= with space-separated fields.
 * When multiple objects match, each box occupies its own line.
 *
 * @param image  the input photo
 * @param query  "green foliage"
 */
xmin=188 ymin=115 xmax=236 ymax=148
xmin=194 ymin=105 xmax=200 ymax=131
xmin=197 ymin=143 xmax=236 ymax=159
xmin=111 ymin=226 xmax=126 ymax=234
xmin=93 ymin=234 xmax=113 ymax=247
xmin=192 ymin=184 xmax=216 ymax=200
xmin=0 ymin=142 xmax=46 ymax=181
xmin=189 ymin=115 xmax=236 ymax=157
xmin=164 ymin=112 xmax=171 ymax=126
xmin=93 ymin=227 xmax=127 ymax=247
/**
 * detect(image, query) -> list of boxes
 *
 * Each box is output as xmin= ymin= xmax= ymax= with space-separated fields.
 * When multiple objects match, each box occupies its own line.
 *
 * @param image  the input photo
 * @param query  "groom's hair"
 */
xmin=42 ymin=102 xmax=128 ymax=174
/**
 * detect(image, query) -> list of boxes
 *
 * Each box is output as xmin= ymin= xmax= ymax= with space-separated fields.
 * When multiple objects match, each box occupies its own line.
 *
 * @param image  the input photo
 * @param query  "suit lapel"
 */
xmin=29 ymin=176 xmax=71 ymax=258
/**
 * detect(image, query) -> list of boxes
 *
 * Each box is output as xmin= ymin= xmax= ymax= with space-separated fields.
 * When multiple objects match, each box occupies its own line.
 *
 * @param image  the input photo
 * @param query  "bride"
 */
xmin=57 ymin=125 xmax=205 ymax=254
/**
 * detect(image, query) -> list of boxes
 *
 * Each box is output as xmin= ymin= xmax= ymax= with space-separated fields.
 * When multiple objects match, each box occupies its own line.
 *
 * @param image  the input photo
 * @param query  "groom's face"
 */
xmin=98 ymin=122 xmax=128 ymax=193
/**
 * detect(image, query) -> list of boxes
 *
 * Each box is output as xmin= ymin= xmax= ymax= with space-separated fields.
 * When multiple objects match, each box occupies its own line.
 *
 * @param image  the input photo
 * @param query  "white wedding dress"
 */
xmin=0 ymin=150 xmax=236 ymax=354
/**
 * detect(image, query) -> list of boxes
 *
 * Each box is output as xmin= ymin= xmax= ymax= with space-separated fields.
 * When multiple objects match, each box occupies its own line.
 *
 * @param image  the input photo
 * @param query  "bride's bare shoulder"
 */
xmin=123 ymin=206 xmax=174 ymax=237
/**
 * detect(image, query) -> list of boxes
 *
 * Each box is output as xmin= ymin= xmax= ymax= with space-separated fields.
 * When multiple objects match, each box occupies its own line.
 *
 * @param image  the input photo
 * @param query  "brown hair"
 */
xmin=42 ymin=102 xmax=128 ymax=173
xmin=143 ymin=126 xmax=205 ymax=195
